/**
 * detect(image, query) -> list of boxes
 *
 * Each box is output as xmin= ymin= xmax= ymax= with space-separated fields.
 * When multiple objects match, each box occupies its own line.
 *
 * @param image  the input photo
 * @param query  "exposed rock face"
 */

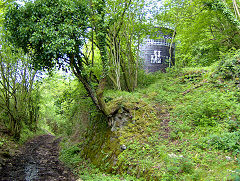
xmin=82 ymin=107 xmax=133 ymax=172
xmin=81 ymin=99 xmax=157 ymax=174
xmin=108 ymin=107 xmax=132 ymax=132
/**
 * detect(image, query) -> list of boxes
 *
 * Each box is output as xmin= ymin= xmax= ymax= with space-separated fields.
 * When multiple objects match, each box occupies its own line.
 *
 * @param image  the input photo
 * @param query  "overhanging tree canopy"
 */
xmin=5 ymin=0 xmax=110 ymax=116
xmin=155 ymin=0 xmax=240 ymax=66
xmin=5 ymin=0 xmax=89 ymax=70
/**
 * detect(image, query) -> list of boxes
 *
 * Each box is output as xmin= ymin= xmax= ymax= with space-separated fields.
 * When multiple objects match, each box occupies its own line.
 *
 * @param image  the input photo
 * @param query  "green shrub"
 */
xmin=137 ymin=70 xmax=163 ymax=88
xmin=173 ymin=91 xmax=231 ymax=127
xmin=163 ymin=156 xmax=195 ymax=180
xmin=204 ymin=131 xmax=240 ymax=153
xmin=59 ymin=144 xmax=82 ymax=168
xmin=215 ymin=49 xmax=240 ymax=79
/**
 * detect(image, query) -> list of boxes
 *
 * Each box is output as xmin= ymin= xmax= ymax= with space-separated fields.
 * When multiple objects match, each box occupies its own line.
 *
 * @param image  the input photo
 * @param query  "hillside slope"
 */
xmin=60 ymin=62 xmax=240 ymax=180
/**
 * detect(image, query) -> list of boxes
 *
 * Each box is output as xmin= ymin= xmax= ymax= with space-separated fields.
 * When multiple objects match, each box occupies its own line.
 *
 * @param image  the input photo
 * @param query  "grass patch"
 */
xmin=60 ymin=65 xmax=240 ymax=180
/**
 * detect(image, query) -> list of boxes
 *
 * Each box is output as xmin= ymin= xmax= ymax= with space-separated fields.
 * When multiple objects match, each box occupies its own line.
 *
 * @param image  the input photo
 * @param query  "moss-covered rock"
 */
xmin=81 ymin=96 xmax=158 ymax=177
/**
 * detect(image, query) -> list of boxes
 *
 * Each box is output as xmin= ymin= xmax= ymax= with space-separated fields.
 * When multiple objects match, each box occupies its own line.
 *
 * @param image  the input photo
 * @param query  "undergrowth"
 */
xmin=59 ymin=50 xmax=240 ymax=180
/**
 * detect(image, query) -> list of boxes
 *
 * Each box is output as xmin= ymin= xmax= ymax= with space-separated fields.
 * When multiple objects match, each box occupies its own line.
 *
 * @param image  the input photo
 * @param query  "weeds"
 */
xmin=59 ymin=61 xmax=240 ymax=180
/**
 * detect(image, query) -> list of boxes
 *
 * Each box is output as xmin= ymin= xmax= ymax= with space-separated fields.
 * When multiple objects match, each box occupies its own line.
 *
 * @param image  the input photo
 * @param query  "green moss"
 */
xmin=79 ymin=96 xmax=160 ymax=179
xmin=61 ymin=66 xmax=240 ymax=180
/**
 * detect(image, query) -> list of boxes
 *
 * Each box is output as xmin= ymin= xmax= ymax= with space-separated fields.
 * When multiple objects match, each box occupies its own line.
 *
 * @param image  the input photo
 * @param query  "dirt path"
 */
xmin=0 ymin=134 xmax=76 ymax=181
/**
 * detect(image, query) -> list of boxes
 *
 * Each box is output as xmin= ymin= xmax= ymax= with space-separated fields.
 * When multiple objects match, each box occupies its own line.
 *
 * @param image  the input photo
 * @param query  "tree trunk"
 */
xmin=70 ymin=56 xmax=109 ymax=117
xmin=169 ymin=30 xmax=176 ymax=67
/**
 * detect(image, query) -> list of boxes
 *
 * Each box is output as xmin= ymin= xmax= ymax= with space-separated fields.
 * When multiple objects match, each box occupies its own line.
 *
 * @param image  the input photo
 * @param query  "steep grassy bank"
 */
xmin=59 ymin=61 xmax=240 ymax=180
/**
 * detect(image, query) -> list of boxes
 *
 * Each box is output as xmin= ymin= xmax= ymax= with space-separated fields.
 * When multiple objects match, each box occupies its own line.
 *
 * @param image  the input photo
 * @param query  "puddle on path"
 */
xmin=0 ymin=135 xmax=75 ymax=181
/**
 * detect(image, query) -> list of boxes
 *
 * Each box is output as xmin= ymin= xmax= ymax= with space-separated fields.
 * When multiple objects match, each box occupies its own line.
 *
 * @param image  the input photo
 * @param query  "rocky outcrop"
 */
xmin=81 ymin=98 xmax=157 ymax=174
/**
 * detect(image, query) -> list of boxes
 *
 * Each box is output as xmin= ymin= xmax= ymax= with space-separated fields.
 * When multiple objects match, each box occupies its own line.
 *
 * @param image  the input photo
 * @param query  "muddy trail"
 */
xmin=0 ymin=134 xmax=76 ymax=181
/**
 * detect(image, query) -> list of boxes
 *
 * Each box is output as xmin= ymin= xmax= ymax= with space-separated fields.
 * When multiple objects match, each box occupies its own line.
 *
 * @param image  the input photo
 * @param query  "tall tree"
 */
xmin=5 ymin=0 xmax=111 ymax=117
xmin=106 ymin=0 xmax=148 ymax=92
xmin=0 ymin=44 xmax=39 ymax=139
xmin=0 ymin=0 xmax=39 ymax=139
xmin=156 ymin=0 xmax=240 ymax=66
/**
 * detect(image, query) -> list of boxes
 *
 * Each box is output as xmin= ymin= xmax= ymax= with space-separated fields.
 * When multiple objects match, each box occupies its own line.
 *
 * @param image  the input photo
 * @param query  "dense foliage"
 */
xmin=5 ymin=0 xmax=89 ymax=70
xmin=156 ymin=0 xmax=240 ymax=66
xmin=0 ymin=0 xmax=40 ymax=139
xmin=4 ymin=0 xmax=149 ymax=117
xmin=0 ymin=44 xmax=39 ymax=139
xmin=5 ymin=0 xmax=110 ymax=115
xmin=1 ymin=0 xmax=240 ymax=180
